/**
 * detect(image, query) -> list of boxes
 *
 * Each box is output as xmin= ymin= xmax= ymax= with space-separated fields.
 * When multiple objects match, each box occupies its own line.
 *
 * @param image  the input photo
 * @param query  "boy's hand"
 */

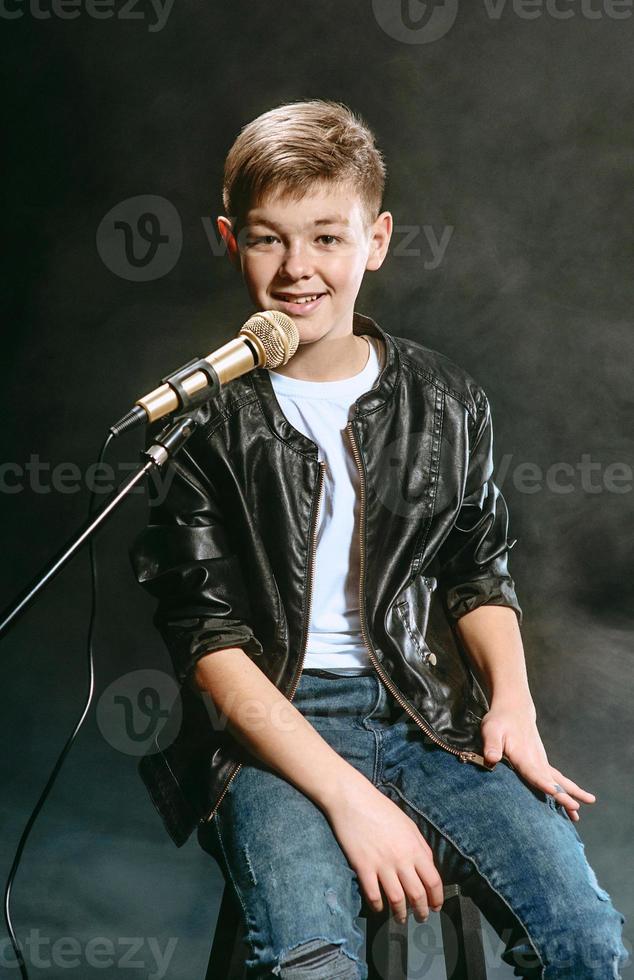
xmin=479 ymin=697 xmax=597 ymax=823
xmin=322 ymin=770 xmax=445 ymax=924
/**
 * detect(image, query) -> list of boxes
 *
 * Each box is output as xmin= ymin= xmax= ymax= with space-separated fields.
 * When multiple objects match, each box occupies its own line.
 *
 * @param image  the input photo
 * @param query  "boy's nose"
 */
xmin=279 ymin=245 xmax=314 ymax=280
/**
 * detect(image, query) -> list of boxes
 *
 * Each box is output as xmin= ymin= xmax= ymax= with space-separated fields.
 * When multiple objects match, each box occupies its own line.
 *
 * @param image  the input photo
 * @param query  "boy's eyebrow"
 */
xmin=245 ymin=214 xmax=351 ymax=230
xmin=314 ymin=215 xmax=350 ymax=226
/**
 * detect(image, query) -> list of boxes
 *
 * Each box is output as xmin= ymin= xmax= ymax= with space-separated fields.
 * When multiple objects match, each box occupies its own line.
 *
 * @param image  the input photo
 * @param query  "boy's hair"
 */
xmin=222 ymin=100 xmax=386 ymax=232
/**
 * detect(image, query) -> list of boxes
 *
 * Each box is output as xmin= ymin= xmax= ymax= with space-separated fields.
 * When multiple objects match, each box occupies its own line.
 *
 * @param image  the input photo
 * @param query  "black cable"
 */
xmin=3 ymin=430 xmax=115 ymax=979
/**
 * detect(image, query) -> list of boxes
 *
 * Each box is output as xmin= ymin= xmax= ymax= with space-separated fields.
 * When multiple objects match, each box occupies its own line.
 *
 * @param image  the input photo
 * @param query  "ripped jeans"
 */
xmin=197 ymin=669 xmax=630 ymax=979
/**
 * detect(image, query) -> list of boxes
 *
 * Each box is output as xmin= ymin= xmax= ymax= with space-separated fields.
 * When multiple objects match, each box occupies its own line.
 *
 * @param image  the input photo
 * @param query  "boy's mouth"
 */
xmin=271 ymin=291 xmax=327 ymax=314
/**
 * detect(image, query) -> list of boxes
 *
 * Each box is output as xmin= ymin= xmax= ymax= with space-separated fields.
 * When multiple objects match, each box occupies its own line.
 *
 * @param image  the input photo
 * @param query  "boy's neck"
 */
xmin=269 ymin=332 xmax=371 ymax=383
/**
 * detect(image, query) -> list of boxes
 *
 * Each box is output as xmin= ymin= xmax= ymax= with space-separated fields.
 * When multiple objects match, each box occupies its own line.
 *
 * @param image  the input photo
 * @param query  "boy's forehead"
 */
xmin=245 ymin=182 xmax=365 ymax=228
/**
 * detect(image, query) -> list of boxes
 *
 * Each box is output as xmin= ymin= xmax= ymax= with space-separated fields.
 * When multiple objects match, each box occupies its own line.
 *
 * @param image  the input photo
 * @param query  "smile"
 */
xmin=271 ymin=293 xmax=327 ymax=313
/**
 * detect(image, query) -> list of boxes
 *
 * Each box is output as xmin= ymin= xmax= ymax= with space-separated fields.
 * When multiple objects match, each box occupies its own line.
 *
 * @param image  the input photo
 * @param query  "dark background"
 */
xmin=2 ymin=2 xmax=632 ymax=976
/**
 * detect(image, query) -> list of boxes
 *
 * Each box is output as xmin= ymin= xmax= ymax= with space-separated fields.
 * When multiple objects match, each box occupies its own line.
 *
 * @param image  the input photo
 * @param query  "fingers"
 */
xmin=552 ymin=776 xmax=596 ymax=803
xmin=550 ymin=782 xmax=581 ymax=819
xmin=357 ymin=869 xmax=384 ymax=916
xmin=357 ymin=872 xmax=383 ymax=912
xmin=378 ymin=869 xmax=409 ymax=924
xmin=381 ymin=867 xmax=440 ymax=925
xmin=411 ymin=858 xmax=445 ymax=917
xmin=361 ymin=862 xmax=444 ymax=925
xmin=546 ymin=771 xmax=596 ymax=823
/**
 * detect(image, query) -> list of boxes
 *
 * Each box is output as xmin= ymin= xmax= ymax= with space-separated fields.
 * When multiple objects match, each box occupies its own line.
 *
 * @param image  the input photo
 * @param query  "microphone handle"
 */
xmin=110 ymin=333 xmax=262 ymax=436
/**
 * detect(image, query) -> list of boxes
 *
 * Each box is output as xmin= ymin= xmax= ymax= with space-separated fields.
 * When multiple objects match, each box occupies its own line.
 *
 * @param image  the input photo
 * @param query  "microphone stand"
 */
xmin=0 ymin=414 xmax=198 ymax=640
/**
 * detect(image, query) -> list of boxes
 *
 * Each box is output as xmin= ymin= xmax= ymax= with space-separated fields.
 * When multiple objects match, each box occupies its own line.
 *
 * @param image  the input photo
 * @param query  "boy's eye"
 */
xmin=246 ymin=235 xmax=279 ymax=247
xmin=244 ymin=233 xmax=341 ymax=249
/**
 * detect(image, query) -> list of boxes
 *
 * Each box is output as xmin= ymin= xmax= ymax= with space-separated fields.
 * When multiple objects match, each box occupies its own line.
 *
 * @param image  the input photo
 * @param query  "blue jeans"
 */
xmin=197 ymin=669 xmax=630 ymax=979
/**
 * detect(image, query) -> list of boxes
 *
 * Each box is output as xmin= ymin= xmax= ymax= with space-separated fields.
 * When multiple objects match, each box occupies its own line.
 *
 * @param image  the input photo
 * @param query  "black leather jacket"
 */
xmin=129 ymin=311 xmax=522 ymax=848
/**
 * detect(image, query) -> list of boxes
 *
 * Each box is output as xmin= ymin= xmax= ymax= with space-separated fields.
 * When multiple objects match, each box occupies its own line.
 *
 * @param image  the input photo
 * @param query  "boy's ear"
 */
xmin=217 ymin=216 xmax=242 ymax=270
xmin=366 ymin=211 xmax=393 ymax=272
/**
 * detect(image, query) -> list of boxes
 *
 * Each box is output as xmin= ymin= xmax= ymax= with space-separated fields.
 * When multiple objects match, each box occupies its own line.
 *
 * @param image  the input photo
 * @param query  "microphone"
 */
xmin=110 ymin=310 xmax=299 ymax=436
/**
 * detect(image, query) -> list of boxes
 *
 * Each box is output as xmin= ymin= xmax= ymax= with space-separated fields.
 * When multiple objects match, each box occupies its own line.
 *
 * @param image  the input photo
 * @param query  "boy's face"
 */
xmin=218 ymin=180 xmax=392 ymax=346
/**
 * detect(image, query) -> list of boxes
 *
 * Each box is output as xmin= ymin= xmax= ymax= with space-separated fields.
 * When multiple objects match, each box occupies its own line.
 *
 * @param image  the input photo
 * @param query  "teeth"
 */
xmin=280 ymin=294 xmax=320 ymax=304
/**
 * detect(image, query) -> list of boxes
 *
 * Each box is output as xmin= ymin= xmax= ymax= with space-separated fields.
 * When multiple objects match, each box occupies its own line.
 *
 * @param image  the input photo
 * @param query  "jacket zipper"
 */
xmin=285 ymin=460 xmax=326 ymax=703
xmin=203 ymin=460 xmax=327 ymax=823
xmin=345 ymin=421 xmax=489 ymax=769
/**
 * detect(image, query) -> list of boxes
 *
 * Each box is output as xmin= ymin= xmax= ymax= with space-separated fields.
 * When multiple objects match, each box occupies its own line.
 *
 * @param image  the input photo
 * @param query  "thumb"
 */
xmin=484 ymin=739 xmax=504 ymax=764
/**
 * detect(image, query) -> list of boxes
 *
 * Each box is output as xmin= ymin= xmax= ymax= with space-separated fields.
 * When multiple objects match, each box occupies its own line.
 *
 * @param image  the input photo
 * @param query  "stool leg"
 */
xmin=440 ymin=884 xmax=487 ymax=980
xmin=206 ymin=886 xmax=246 ymax=980
xmin=365 ymin=907 xmax=408 ymax=980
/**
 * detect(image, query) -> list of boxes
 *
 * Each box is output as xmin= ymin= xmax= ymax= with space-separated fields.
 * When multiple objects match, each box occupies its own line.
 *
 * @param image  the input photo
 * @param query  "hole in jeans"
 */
xmin=272 ymin=937 xmax=360 ymax=979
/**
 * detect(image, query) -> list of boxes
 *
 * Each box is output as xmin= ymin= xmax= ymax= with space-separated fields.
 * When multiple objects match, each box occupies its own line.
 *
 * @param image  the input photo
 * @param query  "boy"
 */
xmin=130 ymin=100 xmax=629 ymax=978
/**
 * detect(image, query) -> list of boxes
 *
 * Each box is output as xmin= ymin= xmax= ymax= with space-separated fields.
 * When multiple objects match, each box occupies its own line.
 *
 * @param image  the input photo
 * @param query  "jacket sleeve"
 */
xmin=436 ymin=387 xmax=523 ymax=627
xmin=128 ymin=425 xmax=263 ymax=687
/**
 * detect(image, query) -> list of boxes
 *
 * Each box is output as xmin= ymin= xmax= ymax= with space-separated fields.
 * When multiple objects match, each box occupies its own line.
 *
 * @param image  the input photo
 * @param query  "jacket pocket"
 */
xmin=391 ymin=575 xmax=439 ymax=667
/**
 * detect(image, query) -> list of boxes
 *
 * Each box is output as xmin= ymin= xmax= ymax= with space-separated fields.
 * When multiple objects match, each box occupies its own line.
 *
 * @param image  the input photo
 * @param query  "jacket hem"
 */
xmin=138 ymin=750 xmax=199 ymax=848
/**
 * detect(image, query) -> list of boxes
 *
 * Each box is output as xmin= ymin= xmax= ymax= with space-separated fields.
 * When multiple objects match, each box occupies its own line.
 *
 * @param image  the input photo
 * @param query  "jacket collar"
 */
xmin=249 ymin=311 xmax=401 ymax=457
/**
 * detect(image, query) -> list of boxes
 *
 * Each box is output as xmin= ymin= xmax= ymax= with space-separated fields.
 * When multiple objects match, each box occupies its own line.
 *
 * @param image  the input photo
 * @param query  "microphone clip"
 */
xmin=161 ymin=355 xmax=221 ymax=412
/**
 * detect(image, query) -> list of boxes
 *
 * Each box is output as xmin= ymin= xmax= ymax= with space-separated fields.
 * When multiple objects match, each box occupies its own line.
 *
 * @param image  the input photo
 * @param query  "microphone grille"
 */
xmin=240 ymin=311 xmax=299 ymax=369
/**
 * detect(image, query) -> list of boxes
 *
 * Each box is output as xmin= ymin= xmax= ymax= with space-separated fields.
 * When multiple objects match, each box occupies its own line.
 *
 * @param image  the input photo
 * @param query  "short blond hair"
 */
xmin=222 ymin=100 xmax=386 ymax=231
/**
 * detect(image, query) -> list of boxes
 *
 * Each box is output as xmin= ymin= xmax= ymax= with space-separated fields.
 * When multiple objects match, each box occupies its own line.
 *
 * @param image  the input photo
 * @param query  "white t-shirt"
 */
xmin=267 ymin=335 xmax=382 ymax=674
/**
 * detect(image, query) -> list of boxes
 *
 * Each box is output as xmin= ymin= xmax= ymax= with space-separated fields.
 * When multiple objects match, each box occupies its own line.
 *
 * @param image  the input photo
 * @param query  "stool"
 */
xmin=205 ymin=882 xmax=487 ymax=979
